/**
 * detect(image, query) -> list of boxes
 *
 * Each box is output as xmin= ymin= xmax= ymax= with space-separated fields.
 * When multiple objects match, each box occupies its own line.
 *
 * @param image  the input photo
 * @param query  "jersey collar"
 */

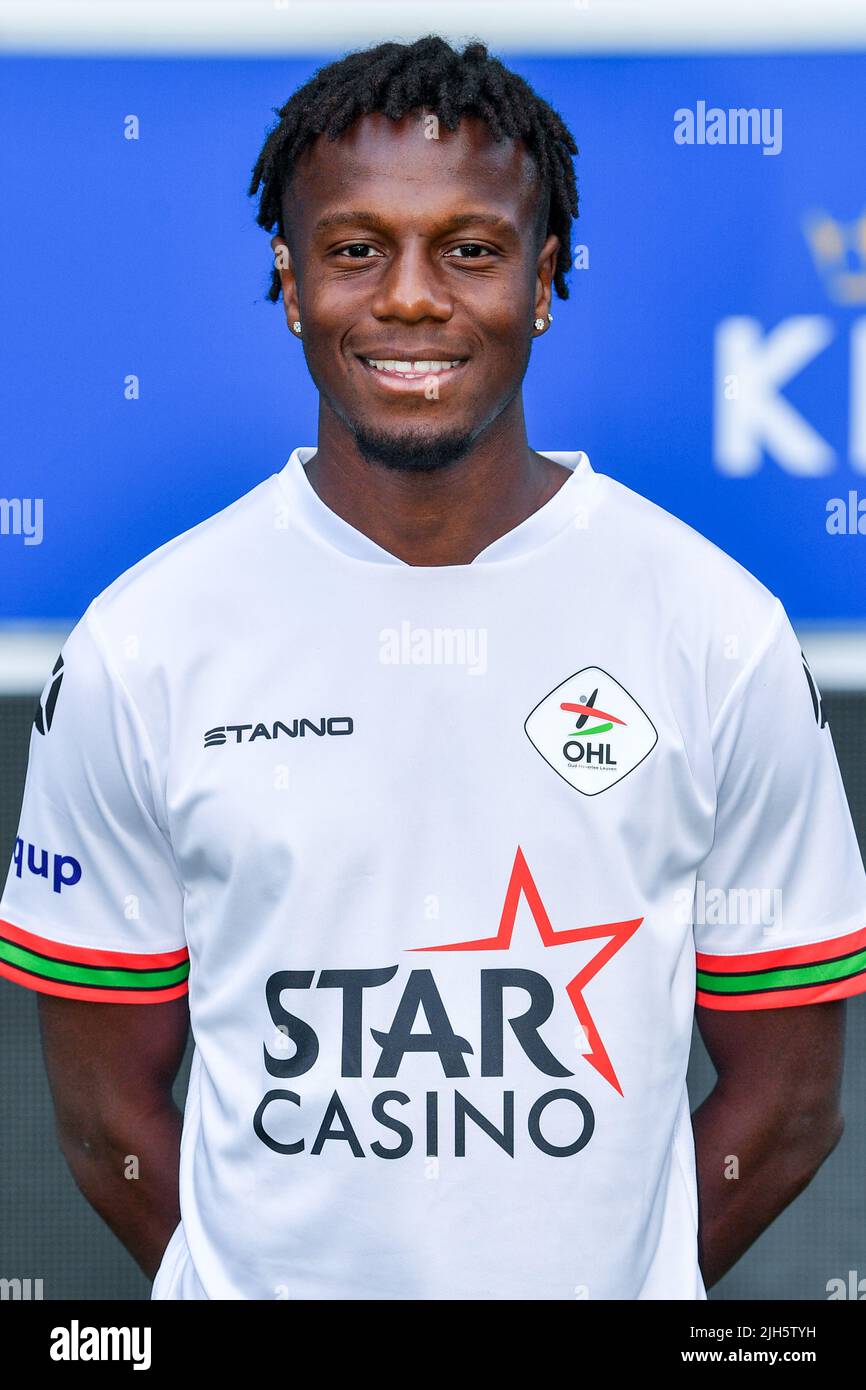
xmin=275 ymin=446 xmax=596 ymax=568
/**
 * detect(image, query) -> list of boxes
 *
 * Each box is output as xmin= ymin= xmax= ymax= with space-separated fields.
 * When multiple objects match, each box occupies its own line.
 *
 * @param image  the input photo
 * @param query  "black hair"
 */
xmin=248 ymin=35 xmax=579 ymax=303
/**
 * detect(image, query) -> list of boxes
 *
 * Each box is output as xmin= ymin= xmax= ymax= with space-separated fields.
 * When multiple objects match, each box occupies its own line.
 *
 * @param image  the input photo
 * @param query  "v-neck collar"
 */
xmin=274 ymin=446 xmax=596 ymax=570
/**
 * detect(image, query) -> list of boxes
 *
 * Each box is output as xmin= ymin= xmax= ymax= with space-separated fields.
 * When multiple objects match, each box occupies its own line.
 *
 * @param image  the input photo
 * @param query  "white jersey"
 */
xmin=3 ymin=448 xmax=865 ymax=1301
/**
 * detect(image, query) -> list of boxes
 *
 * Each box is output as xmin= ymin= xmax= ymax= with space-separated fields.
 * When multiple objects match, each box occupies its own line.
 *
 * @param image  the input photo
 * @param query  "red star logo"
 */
xmin=411 ymin=846 xmax=642 ymax=1096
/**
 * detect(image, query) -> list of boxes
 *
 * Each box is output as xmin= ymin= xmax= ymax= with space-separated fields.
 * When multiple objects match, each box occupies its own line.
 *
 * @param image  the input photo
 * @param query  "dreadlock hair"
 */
xmin=248 ymin=35 xmax=579 ymax=304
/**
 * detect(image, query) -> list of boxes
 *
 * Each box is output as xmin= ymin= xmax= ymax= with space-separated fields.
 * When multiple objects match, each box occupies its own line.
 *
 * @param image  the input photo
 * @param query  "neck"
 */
xmin=306 ymin=397 xmax=572 ymax=567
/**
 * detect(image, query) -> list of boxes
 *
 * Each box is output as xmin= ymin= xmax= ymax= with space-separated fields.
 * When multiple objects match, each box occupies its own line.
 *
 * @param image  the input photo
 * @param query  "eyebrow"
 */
xmin=313 ymin=210 xmax=517 ymax=236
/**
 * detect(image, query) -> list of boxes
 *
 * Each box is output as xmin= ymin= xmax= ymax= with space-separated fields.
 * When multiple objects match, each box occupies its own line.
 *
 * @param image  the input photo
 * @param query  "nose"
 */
xmin=370 ymin=239 xmax=452 ymax=323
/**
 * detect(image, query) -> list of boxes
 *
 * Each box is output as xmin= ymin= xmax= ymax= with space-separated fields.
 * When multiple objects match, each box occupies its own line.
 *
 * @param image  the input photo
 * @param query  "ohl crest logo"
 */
xmin=524 ymin=666 xmax=657 ymax=795
xmin=34 ymin=654 xmax=64 ymax=735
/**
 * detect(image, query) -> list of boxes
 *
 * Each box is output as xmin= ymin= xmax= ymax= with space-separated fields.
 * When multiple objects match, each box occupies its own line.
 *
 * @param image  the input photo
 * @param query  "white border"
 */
xmin=2 ymin=0 xmax=866 ymax=55
xmin=0 ymin=625 xmax=863 ymax=694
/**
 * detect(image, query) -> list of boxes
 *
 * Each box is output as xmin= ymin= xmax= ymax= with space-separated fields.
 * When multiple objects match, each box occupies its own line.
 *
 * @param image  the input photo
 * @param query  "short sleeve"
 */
xmin=695 ymin=598 xmax=866 ymax=1010
xmin=0 ymin=609 xmax=189 ymax=1003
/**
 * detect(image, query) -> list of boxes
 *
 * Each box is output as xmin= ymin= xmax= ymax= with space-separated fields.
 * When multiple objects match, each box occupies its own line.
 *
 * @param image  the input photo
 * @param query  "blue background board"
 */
xmin=1 ymin=52 xmax=864 ymax=622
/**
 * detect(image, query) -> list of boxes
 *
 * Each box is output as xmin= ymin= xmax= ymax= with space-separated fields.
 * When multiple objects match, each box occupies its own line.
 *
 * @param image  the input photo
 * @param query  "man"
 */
xmin=2 ymin=36 xmax=865 ymax=1301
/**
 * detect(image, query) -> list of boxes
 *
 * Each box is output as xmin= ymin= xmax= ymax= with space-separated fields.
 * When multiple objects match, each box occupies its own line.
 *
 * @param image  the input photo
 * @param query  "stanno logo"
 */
xmin=34 ymin=654 xmax=63 ymax=735
xmin=525 ymin=668 xmax=657 ymax=796
xmin=204 ymin=717 xmax=354 ymax=748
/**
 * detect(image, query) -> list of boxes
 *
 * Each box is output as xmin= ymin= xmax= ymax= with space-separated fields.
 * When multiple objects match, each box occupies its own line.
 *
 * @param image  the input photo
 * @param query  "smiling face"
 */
xmin=273 ymin=111 xmax=559 ymax=470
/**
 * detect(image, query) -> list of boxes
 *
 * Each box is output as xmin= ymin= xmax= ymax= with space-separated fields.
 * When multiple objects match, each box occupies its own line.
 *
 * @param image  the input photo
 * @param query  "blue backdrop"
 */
xmin=1 ymin=53 xmax=864 ymax=623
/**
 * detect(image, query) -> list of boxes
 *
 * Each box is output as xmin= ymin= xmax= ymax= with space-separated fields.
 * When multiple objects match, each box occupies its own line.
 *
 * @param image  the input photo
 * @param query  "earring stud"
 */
xmin=533 ymin=317 xmax=545 ymax=331
xmin=292 ymin=320 xmax=302 ymax=335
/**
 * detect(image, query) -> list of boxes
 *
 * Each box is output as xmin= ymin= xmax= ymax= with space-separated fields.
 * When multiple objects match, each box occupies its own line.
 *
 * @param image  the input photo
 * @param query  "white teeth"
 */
xmin=365 ymin=359 xmax=462 ymax=374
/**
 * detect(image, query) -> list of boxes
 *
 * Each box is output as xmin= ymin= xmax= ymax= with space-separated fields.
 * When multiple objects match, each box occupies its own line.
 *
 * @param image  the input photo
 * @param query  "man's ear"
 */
xmin=534 ymin=232 xmax=560 ymax=322
xmin=271 ymin=235 xmax=300 ymax=330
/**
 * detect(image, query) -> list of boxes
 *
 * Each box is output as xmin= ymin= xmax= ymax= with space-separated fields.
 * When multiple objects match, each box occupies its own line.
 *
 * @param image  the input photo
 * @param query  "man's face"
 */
xmin=274 ymin=111 xmax=559 ymax=470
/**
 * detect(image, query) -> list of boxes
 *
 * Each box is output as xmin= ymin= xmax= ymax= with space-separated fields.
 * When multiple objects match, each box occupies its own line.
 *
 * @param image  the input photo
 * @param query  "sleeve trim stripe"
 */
xmin=0 ymin=933 xmax=190 ymax=992
xmin=696 ymin=972 xmax=866 ymax=1011
xmin=0 ymin=917 xmax=189 ymax=969
xmin=697 ymin=949 xmax=866 ymax=996
xmin=0 ymin=958 xmax=189 ymax=1004
xmin=695 ymin=922 xmax=866 ymax=973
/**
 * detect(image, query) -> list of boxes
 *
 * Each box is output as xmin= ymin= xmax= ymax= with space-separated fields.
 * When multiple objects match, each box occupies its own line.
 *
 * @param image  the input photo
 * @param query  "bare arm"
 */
xmin=692 ymin=999 xmax=846 ymax=1289
xmin=37 ymin=993 xmax=190 ymax=1280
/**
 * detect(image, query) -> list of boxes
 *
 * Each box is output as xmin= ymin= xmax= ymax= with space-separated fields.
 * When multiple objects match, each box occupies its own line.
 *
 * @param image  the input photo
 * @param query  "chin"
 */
xmin=351 ymin=422 xmax=478 ymax=473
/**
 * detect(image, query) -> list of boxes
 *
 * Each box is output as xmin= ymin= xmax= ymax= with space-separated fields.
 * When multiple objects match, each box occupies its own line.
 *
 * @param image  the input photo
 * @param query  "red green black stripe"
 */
xmin=0 ymin=918 xmax=189 ymax=1004
xmin=697 ymin=925 xmax=866 ymax=1010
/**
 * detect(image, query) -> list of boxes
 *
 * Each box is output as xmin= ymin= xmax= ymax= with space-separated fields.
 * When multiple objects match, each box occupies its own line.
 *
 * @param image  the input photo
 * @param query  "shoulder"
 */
xmin=587 ymin=470 xmax=791 ymax=723
xmin=54 ymin=471 xmax=284 ymax=732
xmin=84 ymin=470 xmax=281 ymax=643
xmin=593 ymin=470 xmax=782 ymax=642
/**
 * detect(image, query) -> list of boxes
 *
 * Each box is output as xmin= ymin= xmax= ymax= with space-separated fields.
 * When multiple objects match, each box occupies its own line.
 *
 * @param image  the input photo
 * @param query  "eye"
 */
xmin=335 ymin=243 xmax=382 ymax=259
xmin=445 ymin=243 xmax=497 ymax=259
